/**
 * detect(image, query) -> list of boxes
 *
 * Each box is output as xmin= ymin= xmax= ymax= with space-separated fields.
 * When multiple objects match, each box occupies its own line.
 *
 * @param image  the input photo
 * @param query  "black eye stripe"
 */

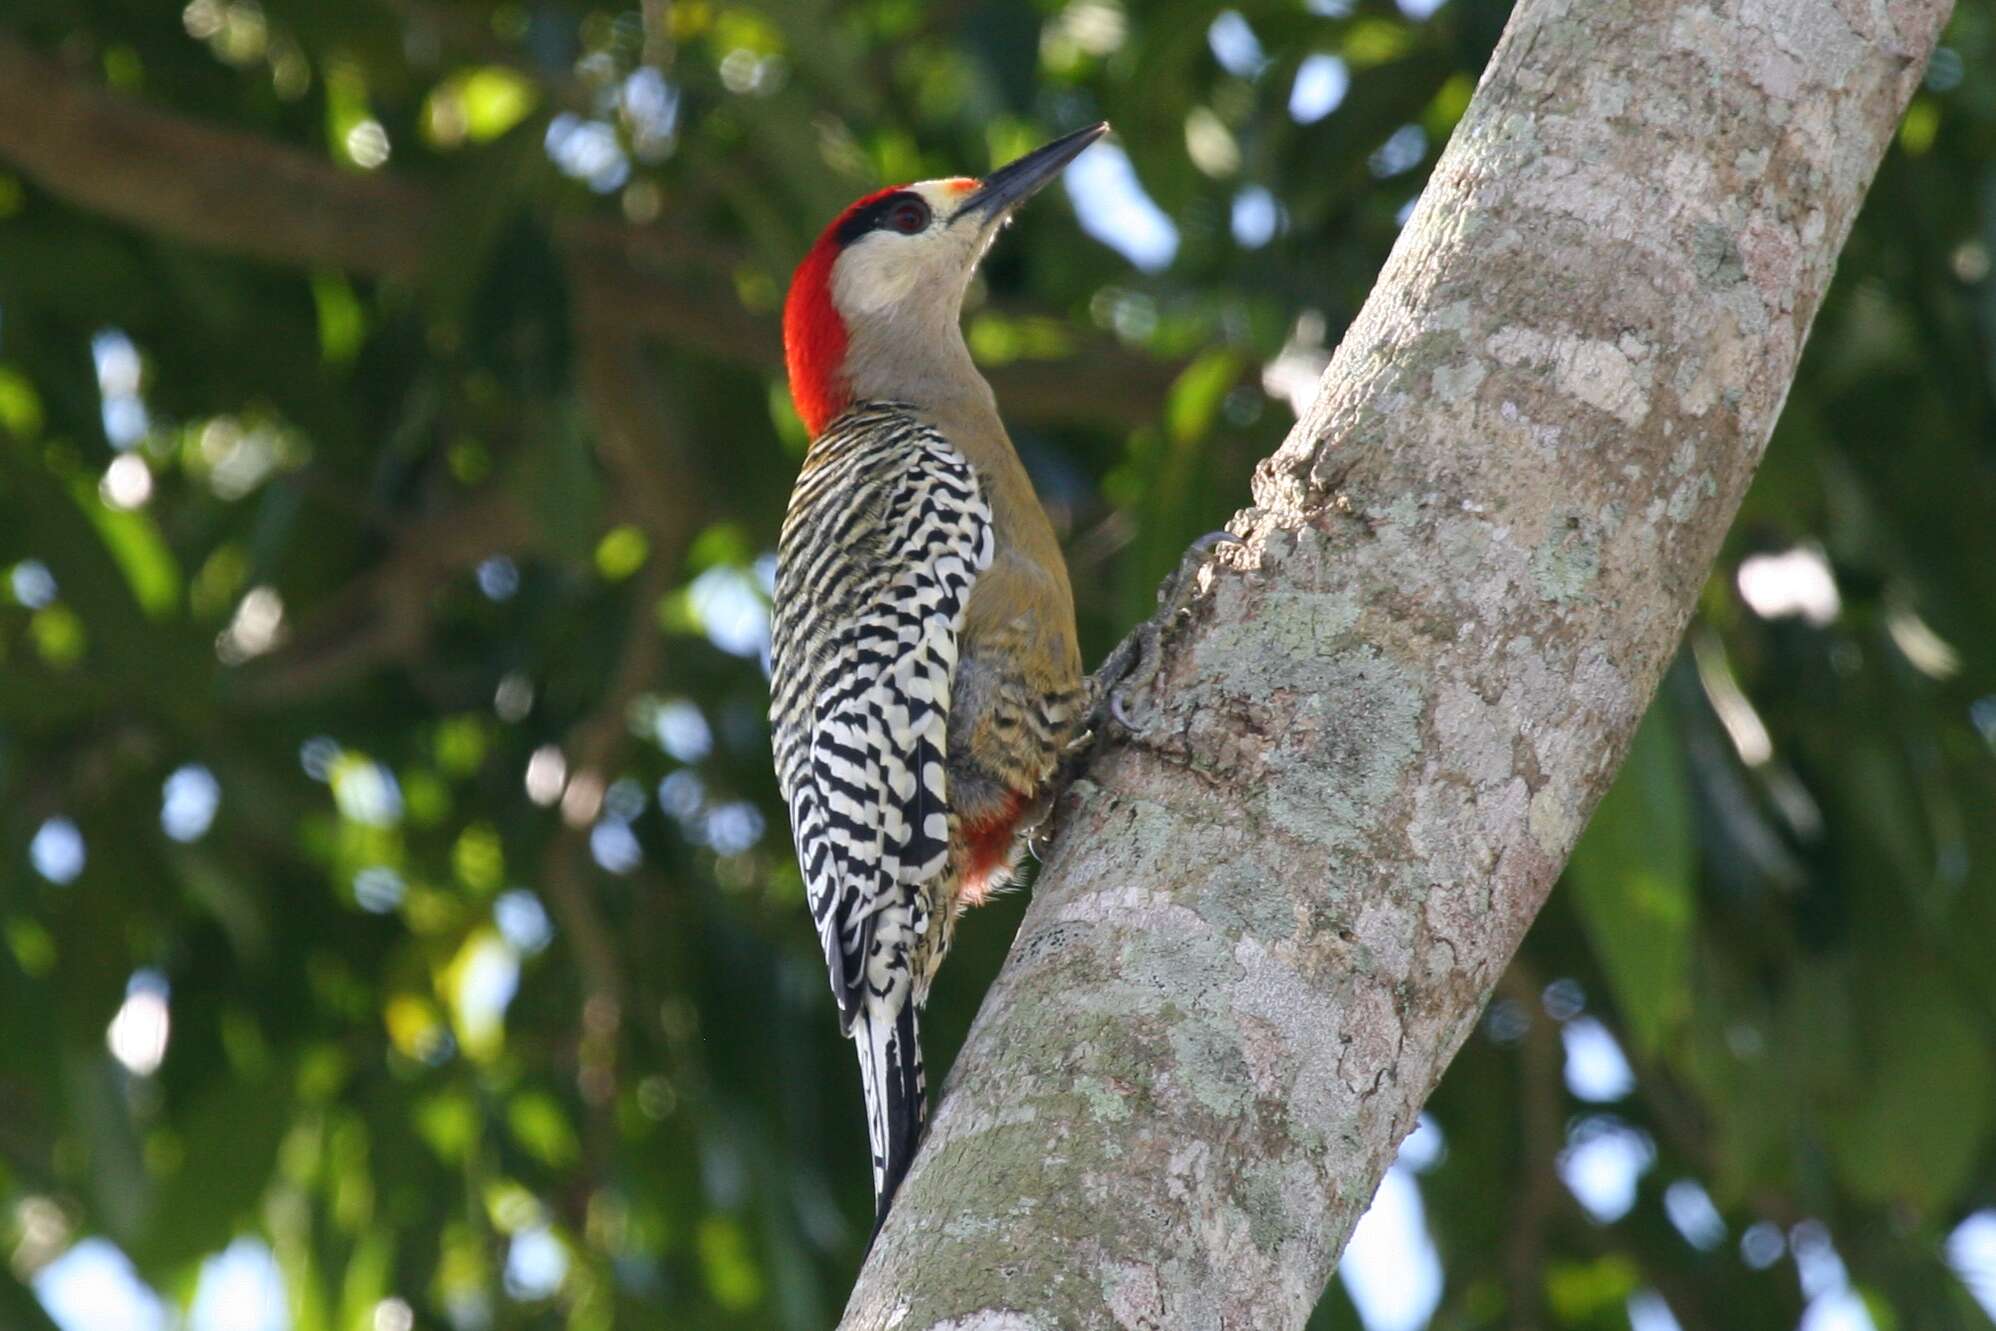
xmin=833 ymin=191 xmax=931 ymax=246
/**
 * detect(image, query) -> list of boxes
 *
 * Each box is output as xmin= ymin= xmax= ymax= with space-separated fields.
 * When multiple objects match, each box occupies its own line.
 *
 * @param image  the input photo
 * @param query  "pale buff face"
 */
xmin=828 ymin=179 xmax=993 ymax=318
xmin=829 ymin=178 xmax=1008 ymax=411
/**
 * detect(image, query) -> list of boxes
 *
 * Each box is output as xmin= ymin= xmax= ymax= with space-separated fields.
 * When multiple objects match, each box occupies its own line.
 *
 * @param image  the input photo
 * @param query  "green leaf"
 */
xmin=1342 ymin=18 xmax=1416 ymax=68
xmin=322 ymin=60 xmax=378 ymax=169
xmin=697 ymin=1214 xmax=764 ymax=1313
xmin=0 ymin=1267 xmax=62 ymax=1331
xmin=1567 ymin=697 xmax=1695 ymax=1057
xmin=415 ymin=1090 xmax=479 ymax=1164
xmin=687 ymin=522 xmax=752 ymax=571
xmin=1165 ymin=348 xmax=1240 ymax=447
xmin=0 ymin=451 xmax=165 ymax=681
xmin=595 ymin=523 xmax=650 ymax=581
xmin=310 ymin=271 xmax=366 ymax=365
xmin=1113 ymin=350 xmax=1243 ymax=626
xmin=1544 ymin=1254 xmax=1639 ymax=1322
xmin=0 ymin=365 xmax=45 ymax=438
xmin=28 ymin=603 xmax=85 ymax=667
xmin=1825 ymin=958 xmax=1994 ymax=1210
xmin=336 ymin=1227 xmax=397 ymax=1331
xmin=509 ymin=419 xmax=603 ymax=566
xmin=126 ymin=1073 xmax=293 ymax=1275
xmin=507 ymin=1090 xmax=579 ymax=1167
xmin=454 ymin=68 xmax=539 ymax=142
xmin=72 ymin=483 xmax=181 ymax=620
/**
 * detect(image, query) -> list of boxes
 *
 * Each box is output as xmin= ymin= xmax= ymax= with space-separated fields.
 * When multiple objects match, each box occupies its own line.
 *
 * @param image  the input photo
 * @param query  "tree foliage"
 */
xmin=0 ymin=1 xmax=1991 ymax=1328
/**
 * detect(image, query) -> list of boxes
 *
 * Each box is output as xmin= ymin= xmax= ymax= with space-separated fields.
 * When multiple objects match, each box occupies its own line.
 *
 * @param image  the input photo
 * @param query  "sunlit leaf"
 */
xmin=28 ymin=603 xmax=84 ymax=667
xmin=507 ymin=1091 xmax=580 ymax=1167
xmin=452 ymin=824 xmax=505 ymax=895
xmin=415 ymin=1091 xmax=479 ymax=1164
xmin=5 ymin=917 xmax=56 ymax=977
xmin=1166 ymin=348 xmax=1240 ymax=445
xmin=456 ymin=67 xmax=539 ymax=142
xmin=1342 ymin=18 xmax=1415 ymax=68
xmin=1544 ymin=1254 xmax=1639 ymax=1321
xmin=697 ymin=1214 xmax=764 ymax=1312
xmin=73 ymin=486 xmax=180 ymax=620
xmin=434 ymin=715 xmax=490 ymax=777
xmin=595 ymin=523 xmax=650 ymax=580
xmin=383 ymin=994 xmax=446 ymax=1062
xmin=310 ymin=271 xmax=366 ymax=365
xmin=0 ymin=365 xmax=45 ymax=438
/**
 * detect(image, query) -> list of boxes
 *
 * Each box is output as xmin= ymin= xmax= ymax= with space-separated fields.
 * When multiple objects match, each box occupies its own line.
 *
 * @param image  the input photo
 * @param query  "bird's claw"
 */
xmin=1108 ymin=685 xmax=1135 ymax=729
xmin=1188 ymin=529 xmax=1245 ymax=556
xmin=1080 ymin=530 xmax=1244 ymax=741
xmin=1152 ymin=530 xmax=1243 ymax=613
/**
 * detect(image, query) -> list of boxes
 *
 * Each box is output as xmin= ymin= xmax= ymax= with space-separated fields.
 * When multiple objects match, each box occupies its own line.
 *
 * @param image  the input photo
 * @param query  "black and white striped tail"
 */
xmin=855 ymin=995 xmax=925 ymax=1244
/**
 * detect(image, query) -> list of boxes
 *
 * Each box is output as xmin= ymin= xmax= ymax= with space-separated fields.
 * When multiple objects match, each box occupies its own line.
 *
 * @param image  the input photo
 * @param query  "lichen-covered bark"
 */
xmin=840 ymin=0 xmax=1947 ymax=1325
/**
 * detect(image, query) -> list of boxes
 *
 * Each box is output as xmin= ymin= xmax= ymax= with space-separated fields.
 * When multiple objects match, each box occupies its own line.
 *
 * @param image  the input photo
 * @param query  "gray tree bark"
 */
xmin=841 ymin=0 xmax=1948 ymax=1325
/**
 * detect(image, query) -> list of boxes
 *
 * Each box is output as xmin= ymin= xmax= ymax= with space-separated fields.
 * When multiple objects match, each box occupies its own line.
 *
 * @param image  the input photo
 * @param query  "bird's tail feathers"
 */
xmin=855 ymin=996 xmax=925 ymax=1248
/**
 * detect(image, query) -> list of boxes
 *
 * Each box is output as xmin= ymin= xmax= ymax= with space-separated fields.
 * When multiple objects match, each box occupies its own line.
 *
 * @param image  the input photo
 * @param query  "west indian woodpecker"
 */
xmin=770 ymin=123 xmax=1109 ymax=1235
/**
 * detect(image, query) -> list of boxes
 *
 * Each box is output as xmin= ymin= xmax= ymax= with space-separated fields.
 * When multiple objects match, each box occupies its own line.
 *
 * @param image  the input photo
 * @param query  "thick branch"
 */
xmin=844 ymin=0 xmax=1945 ymax=1325
xmin=525 ymin=259 xmax=709 ymax=1024
xmin=0 ymin=35 xmax=1172 ymax=428
xmin=0 ymin=36 xmax=438 ymax=275
xmin=235 ymin=486 xmax=537 ymax=703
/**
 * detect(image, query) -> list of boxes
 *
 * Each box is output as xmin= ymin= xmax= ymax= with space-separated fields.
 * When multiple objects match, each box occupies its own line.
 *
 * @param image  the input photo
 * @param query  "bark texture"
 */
xmin=842 ymin=0 xmax=1947 ymax=1326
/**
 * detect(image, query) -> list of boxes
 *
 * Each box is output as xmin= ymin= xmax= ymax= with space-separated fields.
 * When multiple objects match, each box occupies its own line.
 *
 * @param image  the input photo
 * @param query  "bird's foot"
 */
xmin=1038 ymin=531 xmax=1243 ymax=850
xmin=1087 ymin=529 xmax=1244 ymax=737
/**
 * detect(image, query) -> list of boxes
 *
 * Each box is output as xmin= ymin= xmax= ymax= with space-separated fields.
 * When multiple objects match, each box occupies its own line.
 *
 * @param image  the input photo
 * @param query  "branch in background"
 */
xmin=568 ymin=251 xmax=709 ymax=559
xmin=0 ymin=35 xmax=436 ymax=275
xmin=1499 ymin=966 xmax=1561 ymax=1331
xmin=639 ymin=0 xmax=674 ymax=74
xmin=533 ymin=560 xmax=669 ymax=1130
xmin=0 ymin=34 xmax=1172 ymax=430
xmin=840 ymin=0 xmax=1947 ymax=1322
xmin=533 ymin=252 xmax=709 ymax=1134
xmin=0 ymin=27 xmax=1178 ymax=709
xmin=230 ymin=243 xmax=716 ymax=704
xmin=237 ymin=486 xmax=538 ymax=703
xmin=533 ymin=559 xmax=670 ymax=1033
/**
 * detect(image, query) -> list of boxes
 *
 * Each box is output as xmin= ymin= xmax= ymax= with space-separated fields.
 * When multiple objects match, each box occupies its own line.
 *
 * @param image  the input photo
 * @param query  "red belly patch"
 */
xmin=960 ymin=790 xmax=1030 ymax=906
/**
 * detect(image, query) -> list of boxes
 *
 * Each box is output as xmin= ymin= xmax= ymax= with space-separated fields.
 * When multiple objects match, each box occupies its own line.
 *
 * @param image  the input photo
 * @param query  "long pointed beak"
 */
xmin=951 ymin=122 xmax=1110 ymax=224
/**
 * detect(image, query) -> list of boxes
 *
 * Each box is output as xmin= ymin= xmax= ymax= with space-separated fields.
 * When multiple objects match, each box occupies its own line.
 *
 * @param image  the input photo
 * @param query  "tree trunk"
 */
xmin=841 ymin=0 xmax=1947 ymax=1325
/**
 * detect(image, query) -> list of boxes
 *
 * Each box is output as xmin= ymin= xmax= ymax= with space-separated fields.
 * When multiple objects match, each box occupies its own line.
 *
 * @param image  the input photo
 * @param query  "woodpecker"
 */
xmin=770 ymin=123 xmax=1107 ymax=1233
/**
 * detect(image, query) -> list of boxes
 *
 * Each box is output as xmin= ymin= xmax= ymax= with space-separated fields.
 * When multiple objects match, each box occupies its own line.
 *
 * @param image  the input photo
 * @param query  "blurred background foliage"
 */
xmin=0 ymin=0 xmax=1992 ymax=1327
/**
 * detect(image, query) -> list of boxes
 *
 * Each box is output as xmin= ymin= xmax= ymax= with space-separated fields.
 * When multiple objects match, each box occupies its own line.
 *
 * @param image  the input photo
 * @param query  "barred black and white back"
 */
xmin=769 ymin=402 xmax=993 ymax=1226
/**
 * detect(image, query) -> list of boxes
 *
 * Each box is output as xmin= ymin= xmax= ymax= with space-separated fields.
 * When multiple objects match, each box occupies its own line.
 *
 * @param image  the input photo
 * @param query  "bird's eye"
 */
xmin=885 ymin=199 xmax=931 ymax=234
